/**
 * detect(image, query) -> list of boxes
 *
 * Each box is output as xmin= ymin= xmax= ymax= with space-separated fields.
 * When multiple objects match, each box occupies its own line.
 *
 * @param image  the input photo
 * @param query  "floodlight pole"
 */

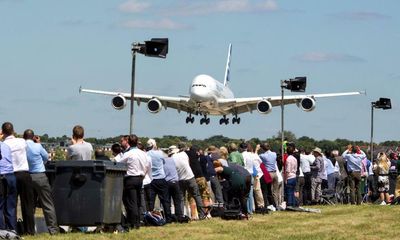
xmin=370 ymin=102 xmax=375 ymax=162
xmin=130 ymin=43 xmax=140 ymax=135
xmin=280 ymin=80 xmax=285 ymax=164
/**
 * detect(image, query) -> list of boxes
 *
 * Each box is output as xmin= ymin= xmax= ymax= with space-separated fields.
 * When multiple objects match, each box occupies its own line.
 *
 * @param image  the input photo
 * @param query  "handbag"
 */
xmin=259 ymin=163 xmax=272 ymax=184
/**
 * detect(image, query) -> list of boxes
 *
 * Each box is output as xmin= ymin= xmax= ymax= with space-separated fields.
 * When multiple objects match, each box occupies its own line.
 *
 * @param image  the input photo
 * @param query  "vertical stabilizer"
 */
xmin=223 ymin=44 xmax=232 ymax=86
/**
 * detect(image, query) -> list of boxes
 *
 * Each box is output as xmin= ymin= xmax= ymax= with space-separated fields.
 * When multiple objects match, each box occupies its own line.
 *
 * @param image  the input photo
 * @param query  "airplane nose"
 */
xmin=191 ymin=87 xmax=209 ymax=102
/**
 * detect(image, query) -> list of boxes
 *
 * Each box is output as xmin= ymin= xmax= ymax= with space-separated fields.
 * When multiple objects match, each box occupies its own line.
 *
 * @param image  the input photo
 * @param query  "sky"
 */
xmin=0 ymin=0 xmax=399 ymax=142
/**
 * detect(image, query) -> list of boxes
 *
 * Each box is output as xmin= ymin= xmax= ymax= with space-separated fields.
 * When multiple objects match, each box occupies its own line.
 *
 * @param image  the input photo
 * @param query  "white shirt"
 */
xmin=300 ymin=153 xmax=315 ymax=173
xmin=251 ymin=152 xmax=263 ymax=178
xmin=242 ymin=151 xmax=255 ymax=175
xmin=172 ymin=151 xmax=194 ymax=180
xmin=117 ymin=148 xmax=150 ymax=177
xmin=4 ymin=136 xmax=29 ymax=172
xmin=142 ymin=157 xmax=153 ymax=186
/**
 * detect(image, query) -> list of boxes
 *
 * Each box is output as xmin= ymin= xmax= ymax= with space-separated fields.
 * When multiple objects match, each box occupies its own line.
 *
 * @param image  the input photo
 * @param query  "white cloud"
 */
xmin=295 ymin=52 xmax=365 ymax=63
xmin=120 ymin=18 xmax=189 ymax=30
xmin=118 ymin=0 xmax=150 ymax=13
xmin=332 ymin=11 xmax=390 ymax=21
xmin=167 ymin=0 xmax=278 ymax=16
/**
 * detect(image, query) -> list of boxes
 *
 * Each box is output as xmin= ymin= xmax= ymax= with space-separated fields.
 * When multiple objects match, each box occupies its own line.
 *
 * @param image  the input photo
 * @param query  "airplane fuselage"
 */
xmin=189 ymin=74 xmax=234 ymax=115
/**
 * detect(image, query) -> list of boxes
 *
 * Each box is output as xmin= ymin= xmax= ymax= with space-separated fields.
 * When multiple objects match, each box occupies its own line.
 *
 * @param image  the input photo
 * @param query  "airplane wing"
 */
xmin=217 ymin=91 xmax=364 ymax=115
xmin=79 ymin=87 xmax=194 ymax=113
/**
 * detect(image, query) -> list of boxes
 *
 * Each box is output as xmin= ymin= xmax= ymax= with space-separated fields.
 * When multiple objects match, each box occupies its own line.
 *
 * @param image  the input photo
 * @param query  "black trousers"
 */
xmin=303 ymin=172 xmax=312 ymax=205
xmin=260 ymin=176 xmax=273 ymax=207
xmin=167 ymin=181 xmax=184 ymax=217
xmin=149 ymin=179 xmax=172 ymax=219
xmin=14 ymin=171 xmax=35 ymax=235
xmin=123 ymin=176 xmax=143 ymax=228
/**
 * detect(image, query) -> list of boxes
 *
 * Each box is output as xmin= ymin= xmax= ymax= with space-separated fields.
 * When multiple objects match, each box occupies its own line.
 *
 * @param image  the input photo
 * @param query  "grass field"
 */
xmin=24 ymin=205 xmax=399 ymax=240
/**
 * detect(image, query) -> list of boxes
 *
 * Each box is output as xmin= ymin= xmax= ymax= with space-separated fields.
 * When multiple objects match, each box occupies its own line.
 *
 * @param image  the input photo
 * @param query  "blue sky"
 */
xmin=0 ymin=0 xmax=399 ymax=142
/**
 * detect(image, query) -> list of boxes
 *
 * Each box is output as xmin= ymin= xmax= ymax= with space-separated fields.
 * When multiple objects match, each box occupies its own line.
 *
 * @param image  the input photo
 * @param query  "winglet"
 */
xmin=79 ymin=86 xmax=82 ymax=94
xmin=361 ymin=89 xmax=367 ymax=96
xmin=223 ymin=43 xmax=232 ymax=86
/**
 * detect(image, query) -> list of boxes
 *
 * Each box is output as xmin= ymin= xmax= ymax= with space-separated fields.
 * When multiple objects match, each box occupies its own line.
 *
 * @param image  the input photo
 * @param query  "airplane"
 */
xmin=80 ymin=44 xmax=363 ymax=125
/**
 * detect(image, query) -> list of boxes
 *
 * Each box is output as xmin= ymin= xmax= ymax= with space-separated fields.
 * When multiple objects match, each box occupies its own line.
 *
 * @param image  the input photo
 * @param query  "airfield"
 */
xmin=24 ymin=205 xmax=398 ymax=240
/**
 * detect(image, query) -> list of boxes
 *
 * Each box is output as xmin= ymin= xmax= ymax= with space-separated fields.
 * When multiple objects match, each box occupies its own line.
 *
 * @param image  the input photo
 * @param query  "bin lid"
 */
xmin=46 ymin=160 xmax=127 ymax=172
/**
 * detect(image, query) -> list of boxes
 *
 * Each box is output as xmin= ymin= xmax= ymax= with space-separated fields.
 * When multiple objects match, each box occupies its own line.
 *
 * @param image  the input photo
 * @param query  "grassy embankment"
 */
xmin=25 ymin=204 xmax=399 ymax=240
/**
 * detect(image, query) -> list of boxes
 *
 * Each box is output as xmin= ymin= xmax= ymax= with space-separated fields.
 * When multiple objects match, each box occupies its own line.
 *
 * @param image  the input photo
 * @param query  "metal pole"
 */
xmin=370 ymin=102 xmax=374 ymax=161
xmin=129 ymin=50 xmax=137 ymax=135
xmin=281 ymin=80 xmax=285 ymax=164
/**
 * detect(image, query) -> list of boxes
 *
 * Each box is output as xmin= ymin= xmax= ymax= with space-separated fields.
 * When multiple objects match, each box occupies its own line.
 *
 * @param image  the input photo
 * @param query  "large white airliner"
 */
xmin=80 ymin=44 xmax=363 ymax=125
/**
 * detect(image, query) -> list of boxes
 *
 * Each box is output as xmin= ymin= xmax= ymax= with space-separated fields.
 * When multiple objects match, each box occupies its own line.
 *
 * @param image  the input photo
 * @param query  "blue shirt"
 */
xmin=147 ymin=149 xmax=166 ymax=180
xmin=26 ymin=140 xmax=48 ymax=173
xmin=0 ymin=142 xmax=14 ymax=174
xmin=259 ymin=150 xmax=277 ymax=172
xmin=342 ymin=150 xmax=365 ymax=172
xmin=163 ymin=157 xmax=179 ymax=182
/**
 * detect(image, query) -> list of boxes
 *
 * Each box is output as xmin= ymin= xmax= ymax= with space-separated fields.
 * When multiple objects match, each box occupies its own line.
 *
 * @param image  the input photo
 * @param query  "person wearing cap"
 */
xmin=310 ymin=147 xmax=325 ymax=204
xmin=146 ymin=139 xmax=172 ymax=222
xmin=164 ymin=146 xmax=184 ymax=220
xmin=342 ymin=145 xmax=366 ymax=205
xmin=169 ymin=145 xmax=206 ymax=220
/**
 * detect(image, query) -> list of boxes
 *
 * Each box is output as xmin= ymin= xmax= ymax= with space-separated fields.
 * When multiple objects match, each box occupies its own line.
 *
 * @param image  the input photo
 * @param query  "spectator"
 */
xmin=146 ymin=139 xmax=172 ymax=222
xmin=228 ymin=143 xmax=244 ymax=166
xmin=2 ymin=122 xmax=35 ymax=235
xmin=66 ymin=125 xmax=93 ymax=160
xmin=259 ymin=143 xmax=279 ymax=208
xmin=375 ymin=152 xmax=391 ymax=204
xmin=186 ymin=146 xmax=211 ymax=219
xmin=0 ymin=138 xmax=17 ymax=231
xmin=164 ymin=147 xmax=184 ymax=220
xmin=342 ymin=145 xmax=366 ymax=205
xmin=199 ymin=146 xmax=224 ymax=205
xmin=23 ymin=129 xmax=59 ymax=235
xmin=111 ymin=143 xmax=123 ymax=161
xmin=300 ymin=148 xmax=315 ymax=205
xmin=285 ymin=143 xmax=297 ymax=207
xmin=310 ymin=147 xmax=324 ymax=204
xmin=116 ymin=135 xmax=150 ymax=229
xmin=169 ymin=145 xmax=205 ymax=220
xmin=94 ymin=148 xmax=110 ymax=160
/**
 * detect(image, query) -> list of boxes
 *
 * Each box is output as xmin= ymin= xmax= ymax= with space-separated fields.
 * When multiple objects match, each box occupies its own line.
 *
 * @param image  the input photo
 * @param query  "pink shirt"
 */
xmin=285 ymin=155 xmax=298 ymax=180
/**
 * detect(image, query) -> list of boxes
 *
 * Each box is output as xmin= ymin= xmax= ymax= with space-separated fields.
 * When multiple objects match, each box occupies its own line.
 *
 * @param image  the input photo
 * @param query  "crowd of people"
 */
xmin=1 ymin=121 xmax=400 ymax=235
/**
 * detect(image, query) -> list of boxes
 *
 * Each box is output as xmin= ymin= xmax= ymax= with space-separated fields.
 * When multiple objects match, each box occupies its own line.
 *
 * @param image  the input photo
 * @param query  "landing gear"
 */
xmin=232 ymin=115 xmax=241 ymax=124
xmin=219 ymin=115 xmax=229 ymax=125
xmin=200 ymin=115 xmax=210 ymax=125
xmin=186 ymin=114 xmax=195 ymax=124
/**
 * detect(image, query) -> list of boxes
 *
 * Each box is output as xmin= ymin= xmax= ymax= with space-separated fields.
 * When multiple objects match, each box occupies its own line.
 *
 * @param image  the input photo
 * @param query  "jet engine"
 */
xmin=256 ymin=100 xmax=272 ymax=114
xmin=111 ymin=95 xmax=127 ymax=110
xmin=298 ymin=97 xmax=316 ymax=112
xmin=147 ymin=98 xmax=163 ymax=113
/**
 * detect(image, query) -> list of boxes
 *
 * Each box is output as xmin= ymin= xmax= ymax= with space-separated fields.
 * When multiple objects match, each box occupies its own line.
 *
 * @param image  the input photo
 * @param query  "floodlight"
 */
xmin=375 ymin=98 xmax=391 ymax=110
xmin=283 ymin=77 xmax=307 ymax=92
xmin=138 ymin=38 xmax=169 ymax=58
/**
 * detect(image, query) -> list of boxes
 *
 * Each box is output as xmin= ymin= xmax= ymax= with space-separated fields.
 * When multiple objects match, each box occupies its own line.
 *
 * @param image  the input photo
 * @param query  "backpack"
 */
xmin=0 ymin=229 xmax=20 ymax=240
xmin=144 ymin=211 xmax=166 ymax=226
xmin=221 ymin=198 xmax=243 ymax=220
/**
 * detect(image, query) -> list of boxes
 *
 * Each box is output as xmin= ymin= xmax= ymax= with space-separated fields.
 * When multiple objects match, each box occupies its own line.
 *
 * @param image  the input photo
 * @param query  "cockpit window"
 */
xmin=192 ymin=84 xmax=206 ymax=87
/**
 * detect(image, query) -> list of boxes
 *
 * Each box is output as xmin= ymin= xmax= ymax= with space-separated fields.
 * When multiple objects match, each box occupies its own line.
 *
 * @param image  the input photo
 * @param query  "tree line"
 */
xmin=40 ymin=131 xmax=400 ymax=156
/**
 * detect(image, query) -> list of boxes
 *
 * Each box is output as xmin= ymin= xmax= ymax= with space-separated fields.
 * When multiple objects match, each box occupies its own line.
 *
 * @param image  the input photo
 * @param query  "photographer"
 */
xmin=342 ymin=145 xmax=366 ymax=205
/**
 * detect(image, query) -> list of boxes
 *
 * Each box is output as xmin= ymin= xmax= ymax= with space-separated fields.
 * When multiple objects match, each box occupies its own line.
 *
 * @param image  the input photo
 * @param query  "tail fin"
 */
xmin=223 ymin=43 xmax=232 ymax=86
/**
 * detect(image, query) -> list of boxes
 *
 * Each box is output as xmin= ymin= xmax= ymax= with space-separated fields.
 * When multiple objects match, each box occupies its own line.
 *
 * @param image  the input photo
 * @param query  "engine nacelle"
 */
xmin=256 ymin=100 xmax=272 ymax=114
xmin=111 ymin=95 xmax=127 ymax=110
xmin=298 ymin=97 xmax=316 ymax=112
xmin=147 ymin=98 xmax=163 ymax=113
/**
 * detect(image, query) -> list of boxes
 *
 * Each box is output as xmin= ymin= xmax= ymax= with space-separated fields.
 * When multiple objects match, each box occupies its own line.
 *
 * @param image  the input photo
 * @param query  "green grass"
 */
xmin=25 ymin=205 xmax=399 ymax=240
